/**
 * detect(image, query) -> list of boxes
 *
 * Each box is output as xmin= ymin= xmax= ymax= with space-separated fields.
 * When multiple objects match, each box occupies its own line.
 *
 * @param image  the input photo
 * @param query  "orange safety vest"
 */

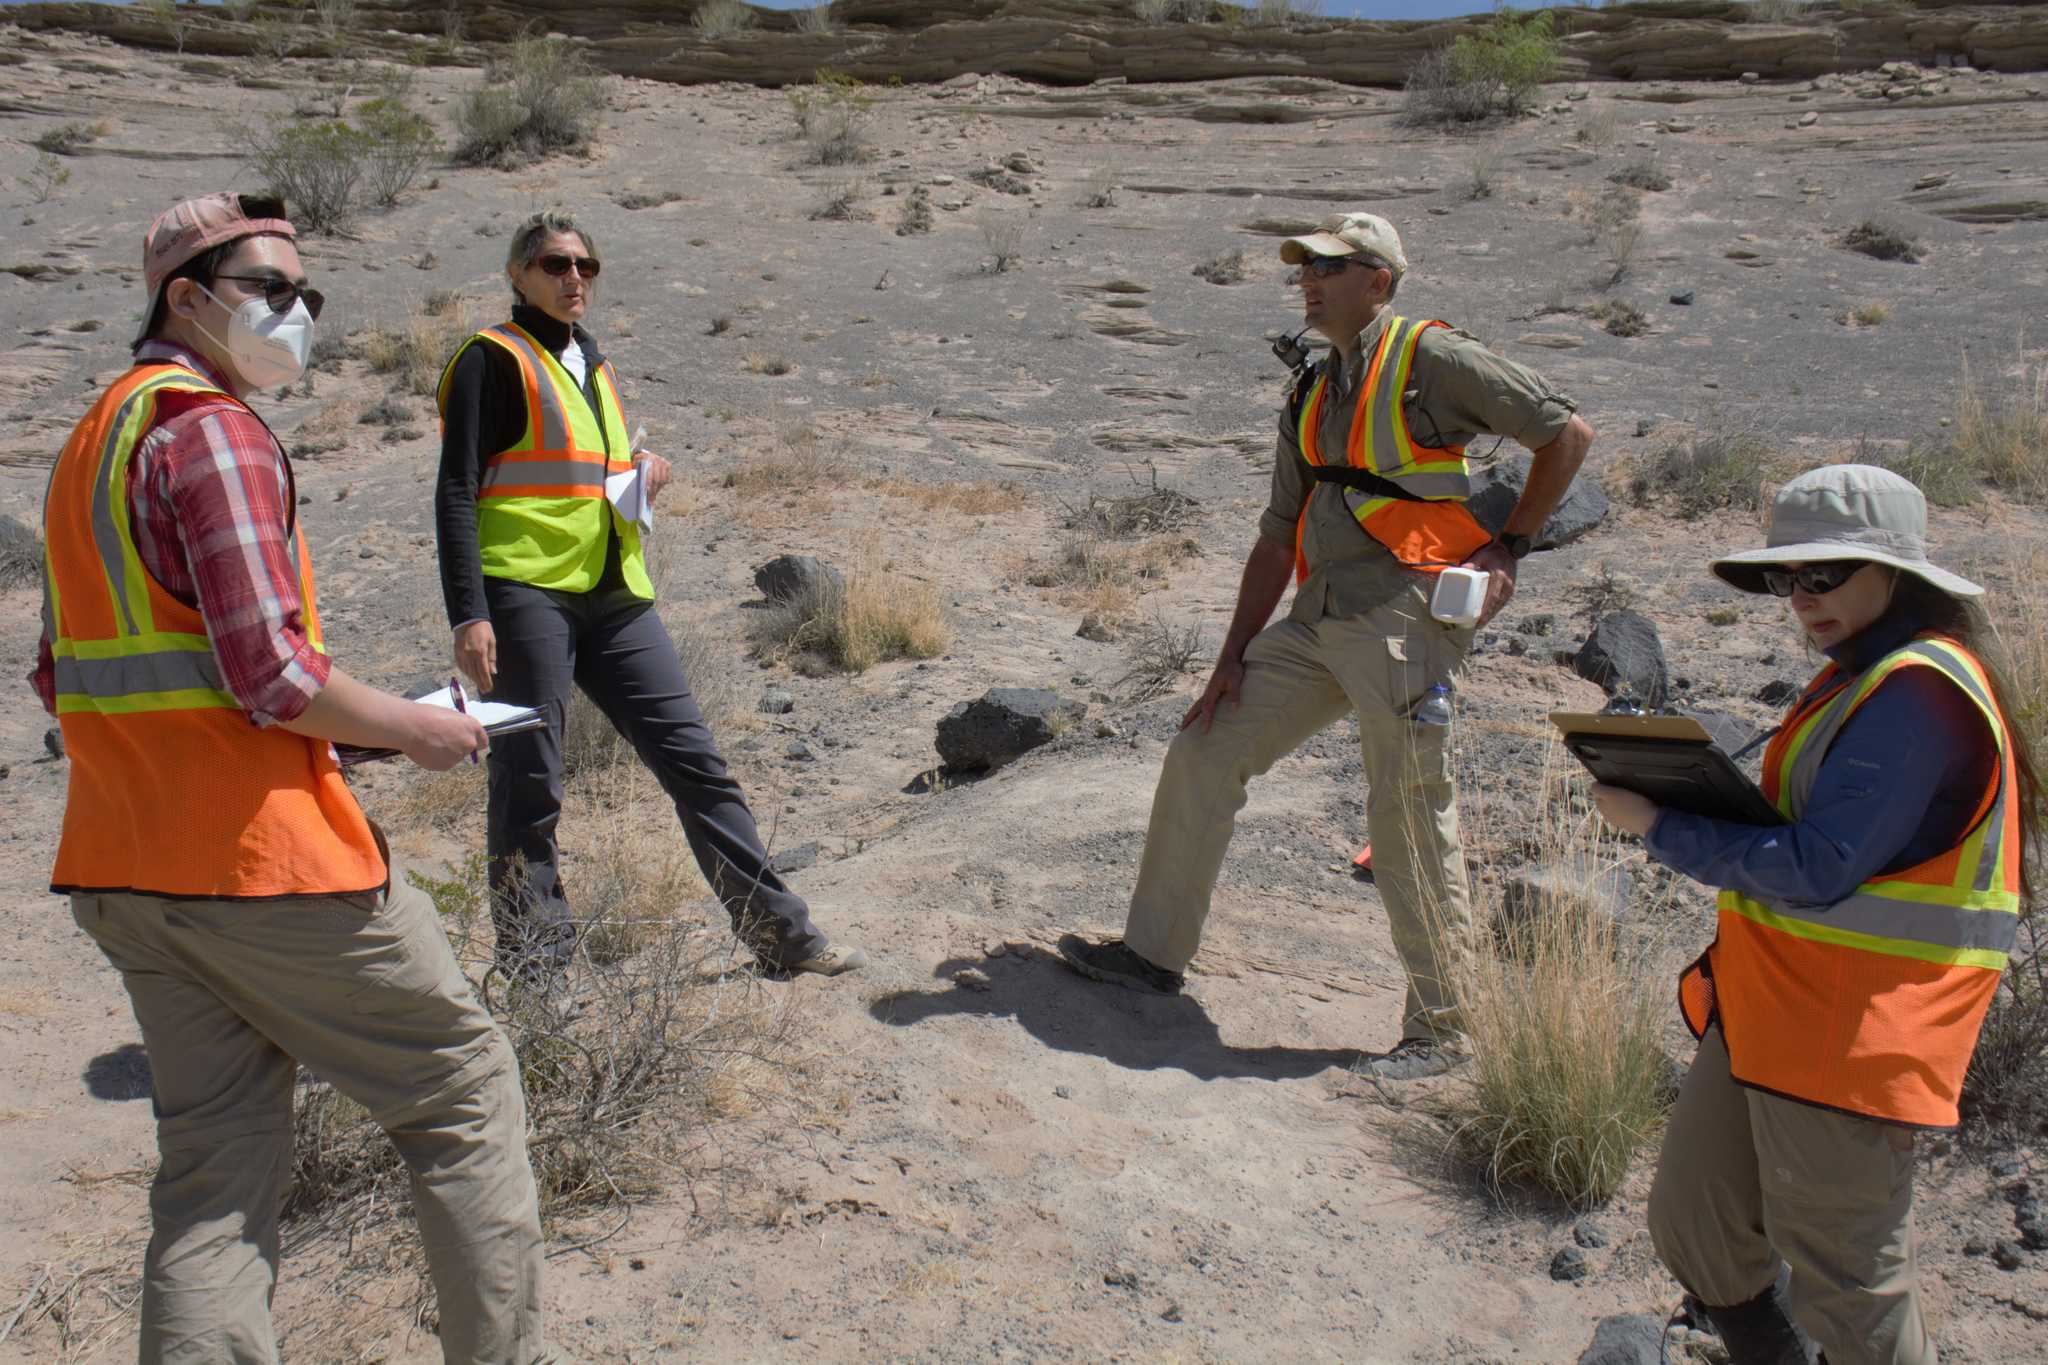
xmin=41 ymin=363 xmax=385 ymax=900
xmin=1292 ymin=314 xmax=1493 ymax=584
xmin=1678 ymin=636 xmax=2020 ymax=1128
xmin=436 ymin=321 xmax=651 ymax=599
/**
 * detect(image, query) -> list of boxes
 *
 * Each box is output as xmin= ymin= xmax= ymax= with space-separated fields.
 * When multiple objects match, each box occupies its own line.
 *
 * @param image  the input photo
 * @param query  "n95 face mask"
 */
xmin=195 ymin=283 xmax=316 ymax=391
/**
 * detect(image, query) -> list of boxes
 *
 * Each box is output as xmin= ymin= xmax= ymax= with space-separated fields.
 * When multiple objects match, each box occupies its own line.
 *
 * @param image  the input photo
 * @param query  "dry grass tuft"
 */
xmin=1064 ymin=474 xmax=1200 ymax=540
xmin=377 ymin=764 xmax=485 ymax=836
xmin=0 ymin=512 xmax=44 ymax=590
xmin=1113 ymin=610 xmax=1207 ymax=700
xmin=1949 ymin=348 xmax=2048 ymax=503
xmin=284 ymin=855 xmax=809 ymax=1257
xmin=743 ymin=352 xmax=794 ymax=377
xmin=1436 ymin=751 xmax=1673 ymax=1206
xmin=722 ymin=422 xmax=849 ymax=498
xmin=1192 ymin=248 xmax=1250 ymax=285
xmin=1628 ymin=425 xmax=1778 ymax=519
xmin=363 ymin=294 xmax=484 ymax=398
xmin=867 ymin=477 xmax=1027 ymax=518
xmin=1842 ymin=219 xmax=1924 ymax=264
xmin=750 ymin=538 xmax=948 ymax=675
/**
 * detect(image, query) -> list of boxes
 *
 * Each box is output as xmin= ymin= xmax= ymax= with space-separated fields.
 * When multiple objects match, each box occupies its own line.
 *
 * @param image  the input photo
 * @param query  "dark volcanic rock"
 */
xmin=754 ymin=554 xmax=843 ymax=604
xmin=936 ymin=688 xmax=1086 ymax=771
xmin=1754 ymin=678 xmax=1801 ymax=707
xmin=1550 ymin=1245 xmax=1592 ymax=1283
xmin=1573 ymin=612 xmax=1669 ymax=707
xmin=1466 ymin=451 xmax=1610 ymax=550
xmin=1576 ymin=1314 xmax=1664 ymax=1365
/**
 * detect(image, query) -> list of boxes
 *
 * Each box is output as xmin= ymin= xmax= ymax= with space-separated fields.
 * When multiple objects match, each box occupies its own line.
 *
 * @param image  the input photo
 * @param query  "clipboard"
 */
xmin=1550 ymin=711 xmax=1786 ymax=827
xmin=334 ymin=688 xmax=549 ymax=767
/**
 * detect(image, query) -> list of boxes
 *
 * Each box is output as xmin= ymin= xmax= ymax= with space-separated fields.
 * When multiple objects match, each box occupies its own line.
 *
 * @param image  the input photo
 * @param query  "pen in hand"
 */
xmin=450 ymin=675 xmax=480 ymax=766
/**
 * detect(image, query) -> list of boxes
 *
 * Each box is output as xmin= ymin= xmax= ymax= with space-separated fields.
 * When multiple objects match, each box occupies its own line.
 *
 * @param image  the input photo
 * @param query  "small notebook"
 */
xmin=334 ymin=687 xmax=548 ymax=767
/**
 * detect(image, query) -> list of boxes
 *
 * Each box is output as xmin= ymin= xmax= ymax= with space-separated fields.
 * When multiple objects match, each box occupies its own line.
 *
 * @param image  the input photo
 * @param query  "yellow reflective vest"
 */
xmin=437 ymin=321 xmax=652 ymax=598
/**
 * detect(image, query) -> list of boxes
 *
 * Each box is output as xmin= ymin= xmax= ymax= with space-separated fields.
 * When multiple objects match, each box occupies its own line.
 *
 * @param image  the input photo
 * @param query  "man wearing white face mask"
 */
xmin=29 ymin=193 xmax=552 ymax=1362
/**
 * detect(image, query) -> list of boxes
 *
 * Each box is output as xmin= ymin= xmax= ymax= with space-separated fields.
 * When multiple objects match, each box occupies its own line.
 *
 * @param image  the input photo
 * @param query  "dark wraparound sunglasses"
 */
xmin=1287 ymin=255 xmax=1389 ymax=283
xmin=214 ymin=273 xmax=325 ymax=321
xmin=1762 ymin=563 xmax=1864 ymax=597
xmin=537 ymin=253 xmax=601 ymax=280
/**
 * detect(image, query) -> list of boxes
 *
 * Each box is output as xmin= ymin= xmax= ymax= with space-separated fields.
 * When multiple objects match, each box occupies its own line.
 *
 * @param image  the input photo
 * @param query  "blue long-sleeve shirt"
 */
xmin=1645 ymin=610 xmax=1996 ymax=906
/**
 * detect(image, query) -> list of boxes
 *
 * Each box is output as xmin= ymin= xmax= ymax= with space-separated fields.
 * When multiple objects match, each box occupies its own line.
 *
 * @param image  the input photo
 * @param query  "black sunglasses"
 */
xmin=1288 ymin=255 xmax=1388 ymax=283
xmin=1762 ymin=563 xmax=1863 ymax=597
xmin=213 ymin=273 xmax=325 ymax=321
xmin=536 ymin=253 xmax=601 ymax=280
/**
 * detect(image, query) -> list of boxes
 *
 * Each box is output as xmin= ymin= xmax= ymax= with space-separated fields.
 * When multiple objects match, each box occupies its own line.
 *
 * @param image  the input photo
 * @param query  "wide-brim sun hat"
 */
xmin=1711 ymin=463 xmax=1983 ymax=598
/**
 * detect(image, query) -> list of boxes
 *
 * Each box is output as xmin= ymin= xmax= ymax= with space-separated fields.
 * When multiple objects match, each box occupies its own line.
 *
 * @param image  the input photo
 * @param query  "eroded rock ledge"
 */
xmin=9 ymin=0 xmax=2048 ymax=88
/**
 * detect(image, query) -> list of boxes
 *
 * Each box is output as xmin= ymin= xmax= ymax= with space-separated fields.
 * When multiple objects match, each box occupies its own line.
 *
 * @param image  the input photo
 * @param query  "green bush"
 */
xmin=1630 ymin=429 xmax=1777 ymax=519
xmin=241 ymin=120 xmax=369 ymax=234
xmin=693 ymin=0 xmax=756 ymax=37
xmin=453 ymin=35 xmax=605 ymax=167
xmin=356 ymin=97 xmax=440 ymax=206
xmin=1405 ymin=8 xmax=1559 ymax=126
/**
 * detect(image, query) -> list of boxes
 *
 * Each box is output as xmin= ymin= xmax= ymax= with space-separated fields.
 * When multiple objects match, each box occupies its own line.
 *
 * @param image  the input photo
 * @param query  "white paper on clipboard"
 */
xmin=605 ymin=424 xmax=656 ymax=534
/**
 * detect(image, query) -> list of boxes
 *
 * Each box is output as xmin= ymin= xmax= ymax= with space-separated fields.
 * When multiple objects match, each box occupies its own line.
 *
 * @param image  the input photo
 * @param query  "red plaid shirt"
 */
xmin=30 ymin=343 xmax=330 ymax=726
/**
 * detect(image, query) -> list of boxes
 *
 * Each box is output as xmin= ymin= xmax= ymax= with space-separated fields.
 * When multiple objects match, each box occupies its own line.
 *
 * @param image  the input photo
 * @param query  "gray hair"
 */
xmin=504 ymin=210 xmax=597 ymax=299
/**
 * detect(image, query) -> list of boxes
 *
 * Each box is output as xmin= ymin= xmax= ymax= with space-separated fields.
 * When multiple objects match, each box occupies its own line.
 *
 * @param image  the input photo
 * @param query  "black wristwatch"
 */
xmin=1496 ymin=532 xmax=1535 ymax=560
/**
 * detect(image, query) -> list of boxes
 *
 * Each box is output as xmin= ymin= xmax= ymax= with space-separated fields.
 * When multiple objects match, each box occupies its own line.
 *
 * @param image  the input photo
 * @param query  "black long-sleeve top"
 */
xmin=434 ymin=303 xmax=620 ymax=630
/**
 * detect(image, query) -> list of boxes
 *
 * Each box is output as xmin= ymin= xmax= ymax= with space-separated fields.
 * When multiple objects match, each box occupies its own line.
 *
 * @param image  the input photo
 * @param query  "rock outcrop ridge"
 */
xmin=9 ymin=0 xmax=2048 ymax=88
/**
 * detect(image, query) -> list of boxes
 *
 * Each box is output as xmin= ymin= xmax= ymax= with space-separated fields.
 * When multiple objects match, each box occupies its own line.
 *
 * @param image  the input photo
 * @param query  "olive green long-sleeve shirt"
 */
xmin=1259 ymin=309 xmax=1578 ymax=623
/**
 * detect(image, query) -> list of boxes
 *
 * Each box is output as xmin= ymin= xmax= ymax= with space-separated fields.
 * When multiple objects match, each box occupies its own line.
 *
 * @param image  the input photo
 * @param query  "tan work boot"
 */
xmin=788 ymin=945 xmax=868 ymax=977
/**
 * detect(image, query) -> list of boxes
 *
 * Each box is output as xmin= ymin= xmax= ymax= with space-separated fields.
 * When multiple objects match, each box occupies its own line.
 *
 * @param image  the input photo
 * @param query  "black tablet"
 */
xmin=1551 ymin=712 xmax=1787 ymax=827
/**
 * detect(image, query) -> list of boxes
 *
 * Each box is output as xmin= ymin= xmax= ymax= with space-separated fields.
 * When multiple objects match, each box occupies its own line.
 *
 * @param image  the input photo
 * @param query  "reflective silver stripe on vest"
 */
xmin=90 ymin=378 xmax=176 ymax=636
xmin=485 ymin=324 xmax=572 ymax=454
xmin=1778 ymin=639 xmax=2013 ymax=924
xmin=477 ymin=458 xmax=611 ymax=492
xmin=1751 ymin=890 xmax=2019 ymax=956
xmin=50 ymin=647 xmax=225 ymax=699
xmin=1366 ymin=318 xmax=1472 ymax=499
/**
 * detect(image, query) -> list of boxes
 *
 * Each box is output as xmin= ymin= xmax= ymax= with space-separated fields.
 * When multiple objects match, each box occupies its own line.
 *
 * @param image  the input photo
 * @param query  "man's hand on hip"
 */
xmin=1181 ymin=655 xmax=1246 ymax=733
xmin=1461 ymin=541 xmax=1519 ymax=627
xmin=454 ymin=620 xmax=497 ymax=695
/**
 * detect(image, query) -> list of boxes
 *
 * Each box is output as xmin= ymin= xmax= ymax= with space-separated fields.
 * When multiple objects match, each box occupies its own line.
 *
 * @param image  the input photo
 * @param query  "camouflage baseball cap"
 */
xmin=135 ymin=192 xmax=295 ymax=344
xmin=1280 ymin=212 xmax=1408 ymax=276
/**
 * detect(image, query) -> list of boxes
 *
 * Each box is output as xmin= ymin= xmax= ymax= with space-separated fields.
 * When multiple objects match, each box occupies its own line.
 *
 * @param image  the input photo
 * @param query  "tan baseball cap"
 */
xmin=135 ymin=193 xmax=295 ymax=344
xmin=1280 ymin=212 xmax=1408 ymax=275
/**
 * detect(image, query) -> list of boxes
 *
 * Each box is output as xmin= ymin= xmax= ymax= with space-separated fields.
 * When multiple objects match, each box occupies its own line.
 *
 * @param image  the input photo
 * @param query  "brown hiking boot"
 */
xmin=1057 ymin=935 xmax=1184 ymax=996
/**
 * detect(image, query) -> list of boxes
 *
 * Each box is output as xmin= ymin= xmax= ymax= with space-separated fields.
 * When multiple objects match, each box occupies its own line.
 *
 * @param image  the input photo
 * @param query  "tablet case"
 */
xmin=1550 ymin=711 xmax=1787 ymax=827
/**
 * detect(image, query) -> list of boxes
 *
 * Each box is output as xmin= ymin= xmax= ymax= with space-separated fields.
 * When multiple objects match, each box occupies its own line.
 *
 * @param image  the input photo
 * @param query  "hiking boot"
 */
xmin=1057 ymin=935 xmax=1184 ymax=996
xmin=787 ymin=945 xmax=868 ymax=977
xmin=1360 ymin=1036 xmax=1468 ymax=1081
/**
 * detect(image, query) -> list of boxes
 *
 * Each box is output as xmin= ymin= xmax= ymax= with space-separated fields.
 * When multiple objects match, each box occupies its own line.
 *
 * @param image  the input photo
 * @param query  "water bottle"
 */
xmin=1412 ymin=683 xmax=1454 ymax=727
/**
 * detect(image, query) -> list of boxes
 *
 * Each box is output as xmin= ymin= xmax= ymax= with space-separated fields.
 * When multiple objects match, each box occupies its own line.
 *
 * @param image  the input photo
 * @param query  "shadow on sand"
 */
xmin=868 ymin=942 xmax=1367 ymax=1082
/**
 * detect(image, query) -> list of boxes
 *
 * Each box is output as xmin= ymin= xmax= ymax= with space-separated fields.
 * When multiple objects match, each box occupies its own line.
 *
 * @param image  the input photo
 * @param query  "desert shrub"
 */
xmin=289 ymin=856 xmax=806 ymax=1242
xmin=794 ymin=3 xmax=836 ymax=34
xmin=1592 ymin=298 xmax=1647 ymax=338
xmin=453 ymin=35 xmax=604 ymax=167
xmin=895 ymin=185 xmax=934 ymax=236
xmin=33 ymin=120 xmax=106 ymax=156
xmin=1575 ymin=104 xmax=1619 ymax=148
xmin=693 ymin=0 xmax=757 ymax=37
xmin=787 ymin=68 xmax=872 ymax=166
xmin=356 ymin=97 xmax=440 ymax=207
xmin=1114 ymin=611 xmax=1206 ymax=701
xmin=237 ymin=120 xmax=368 ymax=234
xmin=1850 ymin=300 xmax=1891 ymax=327
xmin=1949 ymin=350 xmax=2048 ymax=503
xmin=1192 ymin=248 xmax=1248 ymax=285
xmin=25 ymin=152 xmax=69 ymax=203
xmin=1439 ymin=752 xmax=1672 ymax=1206
xmin=1464 ymin=138 xmax=1506 ymax=201
xmin=750 ymin=539 xmax=948 ymax=675
xmin=1746 ymin=0 xmax=1815 ymax=19
xmin=250 ymin=12 xmax=304 ymax=63
xmin=1065 ymin=477 xmax=1199 ymax=540
xmin=812 ymin=176 xmax=868 ymax=221
xmin=1405 ymin=8 xmax=1559 ymax=126
xmin=1251 ymin=0 xmax=1323 ymax=25
xmin=981 ymin=214 xmax=1027 ymax=273
xmin=1629 ymin=428 xmax=1777 ymax=519
xmin=363 ymin=294 xmax=483 ymax=397
xmin=1132 ymin=0 xmax=1209 ymax=20
xmin=0 ymin=514 xmax=43 ymax=590
xmin=1842 ymin=219 xmax=1924 ymax=264
xmin=743 ymin=352 xmax=792 ymax=376
xmin=313 ymin=0 xmax=357 ymax=40
xmin=1081 ymin=167 xmax=1120 ymax=209
xmin=1565 ymin=560 xmax=1642 ymax=620
xmin=1608 ymin=154 xmax=1671 ymax=192
xmin=139 ymin=0 xmax=193 ymax=55
xmin=1592 ymin=185 xmax=1643 ymax=285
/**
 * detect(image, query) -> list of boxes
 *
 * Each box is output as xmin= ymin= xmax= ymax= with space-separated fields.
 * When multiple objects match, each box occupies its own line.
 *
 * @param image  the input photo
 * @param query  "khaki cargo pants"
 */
xmin=1650 ymin=1027 xmax=1934 ymax=1365
xmin=1124 ymin=588 xmax=1477 ymax=1041
xmin=72 ymin=866 xmax=549 ymax=1364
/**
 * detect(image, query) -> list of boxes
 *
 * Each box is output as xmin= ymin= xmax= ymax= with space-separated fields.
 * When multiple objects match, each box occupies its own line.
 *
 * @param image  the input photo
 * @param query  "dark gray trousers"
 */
xmin=483 ymin=576 xmax=826 ymax=970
